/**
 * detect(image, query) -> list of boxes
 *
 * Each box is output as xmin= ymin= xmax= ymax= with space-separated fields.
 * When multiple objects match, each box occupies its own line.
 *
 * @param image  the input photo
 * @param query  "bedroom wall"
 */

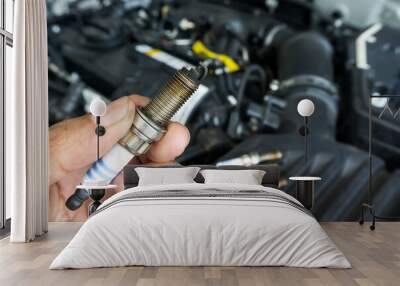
xmin=45 ymin=0 xmax=400 ymax=221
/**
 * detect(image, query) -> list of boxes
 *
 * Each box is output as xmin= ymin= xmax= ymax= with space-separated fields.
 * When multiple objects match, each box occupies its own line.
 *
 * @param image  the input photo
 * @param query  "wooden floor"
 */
xmin=0 ymin=222 xmax=399 ymax=286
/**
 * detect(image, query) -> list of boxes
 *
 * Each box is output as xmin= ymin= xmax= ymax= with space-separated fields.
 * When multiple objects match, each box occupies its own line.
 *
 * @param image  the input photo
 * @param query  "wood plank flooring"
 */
xmin=0 ymin=222 xmax=399 ymax=286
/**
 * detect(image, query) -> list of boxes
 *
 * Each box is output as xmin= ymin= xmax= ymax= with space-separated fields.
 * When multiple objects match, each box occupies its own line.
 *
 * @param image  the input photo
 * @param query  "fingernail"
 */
xmin=99 ymin=97 xmax=134 ymax=126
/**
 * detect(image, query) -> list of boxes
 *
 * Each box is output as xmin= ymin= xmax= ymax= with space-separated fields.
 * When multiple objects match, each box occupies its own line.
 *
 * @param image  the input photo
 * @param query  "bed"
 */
xmin=50 ymin=165 xmax=350 ymax=269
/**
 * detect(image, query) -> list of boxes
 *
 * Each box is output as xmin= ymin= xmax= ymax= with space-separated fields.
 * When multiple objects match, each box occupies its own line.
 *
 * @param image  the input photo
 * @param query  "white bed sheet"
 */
xmin=50 ymin=183 xmax=350 ymax=269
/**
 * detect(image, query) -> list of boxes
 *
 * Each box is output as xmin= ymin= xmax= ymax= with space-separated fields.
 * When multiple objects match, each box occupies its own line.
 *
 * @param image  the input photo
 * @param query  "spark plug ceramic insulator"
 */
xmin=81 ymin=66 xmax=207 ymax=184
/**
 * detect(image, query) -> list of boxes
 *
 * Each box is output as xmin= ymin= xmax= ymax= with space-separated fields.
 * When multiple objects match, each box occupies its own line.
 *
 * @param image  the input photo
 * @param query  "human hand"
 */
xmin=49 ymin=95 xmax=190 ymax=221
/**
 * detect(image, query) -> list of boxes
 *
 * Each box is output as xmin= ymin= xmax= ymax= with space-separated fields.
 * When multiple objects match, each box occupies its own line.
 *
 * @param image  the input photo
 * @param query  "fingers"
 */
xmin=145 ymin=122 xmax=190 ymax=163
xmin=49 ymin=95 xmax=148 ymax=184
xmin=49 ymin=93 xmax=189 ymax=186
xmin=92 ymin=95 xmax=148 ymax=126
xmin=131 ymin=95 xmax=150 ymax=107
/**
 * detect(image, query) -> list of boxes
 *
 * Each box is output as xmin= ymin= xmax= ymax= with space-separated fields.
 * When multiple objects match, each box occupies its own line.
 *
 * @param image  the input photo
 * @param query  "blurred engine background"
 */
xmin=47 ymin=0 xmax=400 ymax=220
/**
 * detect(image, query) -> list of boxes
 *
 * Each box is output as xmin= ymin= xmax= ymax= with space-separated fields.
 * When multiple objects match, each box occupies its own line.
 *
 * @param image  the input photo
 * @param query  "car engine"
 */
xmin=47 ymin=0 xmax=400 ymax=220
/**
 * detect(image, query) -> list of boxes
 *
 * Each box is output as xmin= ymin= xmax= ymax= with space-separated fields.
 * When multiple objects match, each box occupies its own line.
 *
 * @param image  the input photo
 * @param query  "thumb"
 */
xmin=49 ymin=95 xmax=147 ymax=185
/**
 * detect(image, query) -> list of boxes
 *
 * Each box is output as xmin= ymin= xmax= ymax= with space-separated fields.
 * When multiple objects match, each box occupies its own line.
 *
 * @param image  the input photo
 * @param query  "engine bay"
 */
xmin=47 ymin=0 xmax=400 ymax=220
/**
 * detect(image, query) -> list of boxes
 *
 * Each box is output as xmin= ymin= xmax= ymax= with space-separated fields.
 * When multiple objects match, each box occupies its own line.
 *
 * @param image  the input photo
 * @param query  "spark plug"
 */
xmin=216 ymin=150 xmax=283 ymax=166
xmin=82 ymin=66 xmax=207 ymax=184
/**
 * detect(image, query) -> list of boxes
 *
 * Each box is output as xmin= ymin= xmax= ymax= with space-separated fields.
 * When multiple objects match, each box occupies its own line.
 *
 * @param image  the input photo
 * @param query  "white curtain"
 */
xmin=8 ymin=0 xmax=48 ymax=242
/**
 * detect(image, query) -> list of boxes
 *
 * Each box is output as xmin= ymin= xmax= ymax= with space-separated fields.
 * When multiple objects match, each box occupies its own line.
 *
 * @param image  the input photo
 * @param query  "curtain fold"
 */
xmin=8 ymin=0 xmax=48 ymax=242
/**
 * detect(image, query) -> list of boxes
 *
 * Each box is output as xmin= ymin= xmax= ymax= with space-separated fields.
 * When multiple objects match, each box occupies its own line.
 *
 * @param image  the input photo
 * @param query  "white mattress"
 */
xmin=50 ymin=183 xmax=351 ymax=269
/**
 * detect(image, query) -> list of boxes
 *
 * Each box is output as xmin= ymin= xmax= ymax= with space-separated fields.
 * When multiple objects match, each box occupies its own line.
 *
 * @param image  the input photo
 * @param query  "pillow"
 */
xmin=135 ymin=167 xmax=200 ymax=186
xmin=200 ymin=169 xmax=266 ymax=185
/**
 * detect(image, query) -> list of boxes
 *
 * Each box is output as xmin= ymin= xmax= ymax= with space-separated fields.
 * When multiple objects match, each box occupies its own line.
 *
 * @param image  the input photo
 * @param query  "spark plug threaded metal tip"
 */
xmin=119 ymin=65 xmax=207 ymax=155
xmin=142 ymin=66 xmax=207 ymax=126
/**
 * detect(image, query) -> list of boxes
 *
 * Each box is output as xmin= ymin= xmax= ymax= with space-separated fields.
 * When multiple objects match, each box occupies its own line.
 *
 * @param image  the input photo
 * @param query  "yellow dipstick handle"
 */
xmin=192 ymin=40 xmax=240 ymax=73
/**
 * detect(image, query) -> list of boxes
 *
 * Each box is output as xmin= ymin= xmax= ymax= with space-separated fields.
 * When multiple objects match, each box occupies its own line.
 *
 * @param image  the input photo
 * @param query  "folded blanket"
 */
xmin=50 ymin=183 xmax=351 ymax=269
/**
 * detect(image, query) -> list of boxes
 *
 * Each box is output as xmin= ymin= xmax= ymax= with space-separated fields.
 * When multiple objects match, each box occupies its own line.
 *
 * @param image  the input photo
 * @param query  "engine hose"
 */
xmin=236 ymin=65 xmax=267 ymax=110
